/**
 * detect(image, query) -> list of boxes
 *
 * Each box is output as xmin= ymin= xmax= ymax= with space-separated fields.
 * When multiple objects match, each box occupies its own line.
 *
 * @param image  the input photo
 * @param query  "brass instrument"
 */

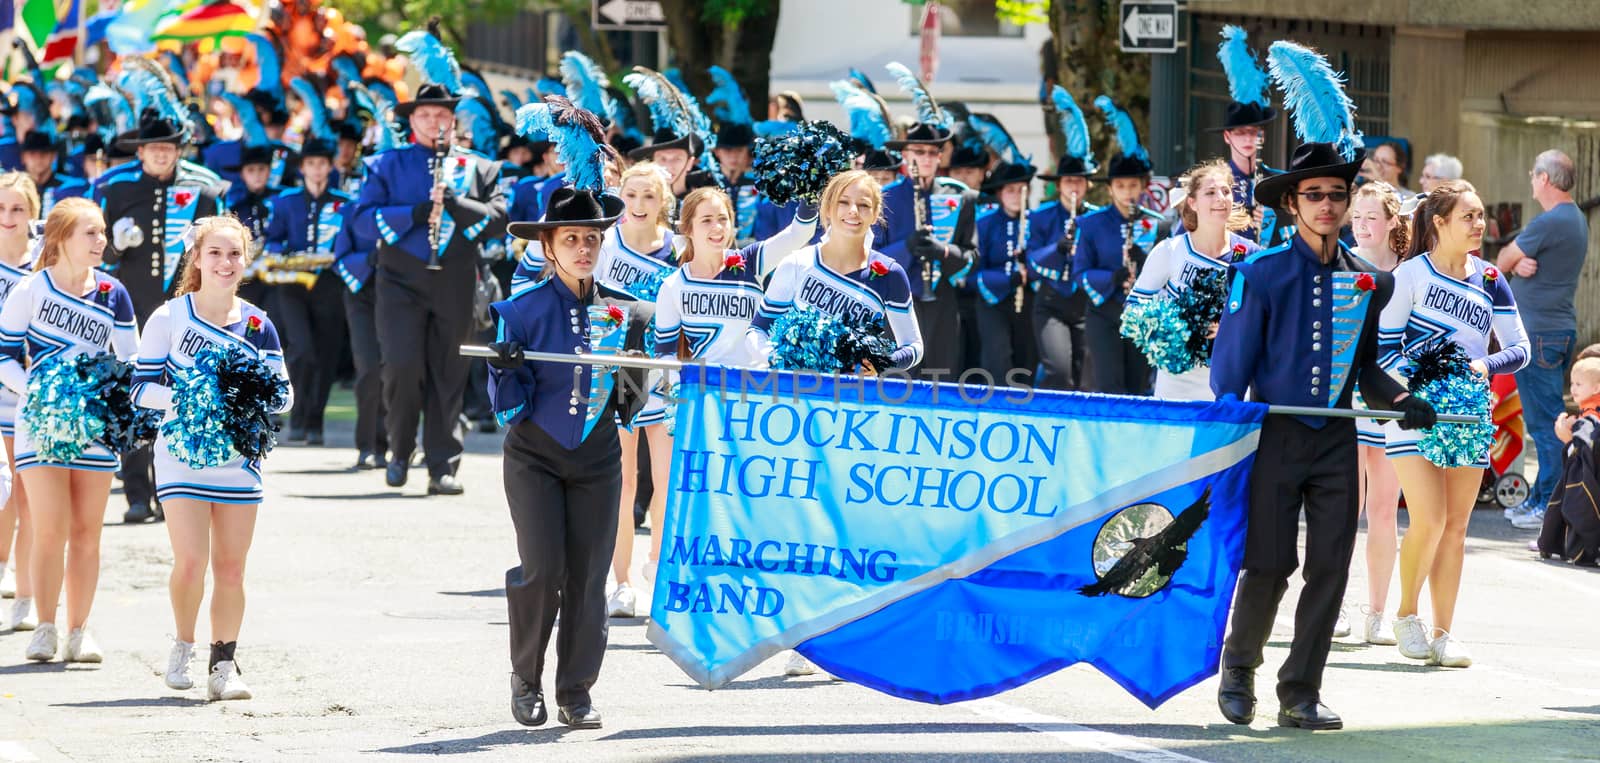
xmin=908 ymin=160 xmax=938 ymax=303
xmin=254 ymin=251 xmax=336 ymax=288
xmin=426 ymin=125 xmax=447 ymax=271
xmin=1012 ymin=185 xmax=1029 ymax=314
xmin=256 ymin=269 xmax=319 ymax=288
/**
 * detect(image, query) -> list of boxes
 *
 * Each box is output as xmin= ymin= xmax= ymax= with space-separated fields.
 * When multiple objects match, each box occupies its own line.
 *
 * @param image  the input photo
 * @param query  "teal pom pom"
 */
xmin=751 ymin=121 xmax=855 ymax=205
xmin=1405 ymin=340 xmax=1494 ymax=468
xmin=1120 ymin=299 xmax=1195 ymax=375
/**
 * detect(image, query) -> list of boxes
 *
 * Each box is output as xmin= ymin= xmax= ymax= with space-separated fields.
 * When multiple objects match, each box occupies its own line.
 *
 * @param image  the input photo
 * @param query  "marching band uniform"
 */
xmin=20 ymin=133 xmax=90 ymax=218
xmin=97 ymin=110 xmax=230 ymax=523
xmin=131 ymin=294 xmax=295 ymax=504
xmin=223 ymin=146 xmax=281 ymax=311
xmin=488 ymin=188 xmax=651 ymax=728
xmin=880 ymin=123 xmax=970 ymax=377
xmin=1126 ymin=231 xmax=1260 ymax=399
xmin=968 ymin=161 xmax=1039 ymax=384
xmin=747 ymin=245 xmax=924 ymax=370
xmin=1072 ymin=199 xmax=1166 ymax=395
xmin=1214 ymin=26 xmax=1281 ymax=245
xmin=0 ymin=270 xmax=140 ymax=472
xmin=351 ymin=83 xmax=507 ymax=494
xmin=1025 ymin=151 xmax=1099 ymax=391
xmin=333 ymin=162 xmax=389 ymax=470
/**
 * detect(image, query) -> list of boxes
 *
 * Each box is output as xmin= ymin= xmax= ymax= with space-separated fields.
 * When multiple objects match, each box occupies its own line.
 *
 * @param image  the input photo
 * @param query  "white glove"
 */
xmin=113 ymin=217 xmax=144 ymax=250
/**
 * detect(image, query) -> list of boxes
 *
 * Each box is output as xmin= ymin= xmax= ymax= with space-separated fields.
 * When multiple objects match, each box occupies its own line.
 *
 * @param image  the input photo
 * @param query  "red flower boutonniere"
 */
xmin=95 ymin=280 xmax=112 ymax=304
xmin=1482 ymin=266 xmax=1500 ymax=283
xmin=1140 ymin=219 xmax=1153 ymax=231
xmin=456 ymin=157 xmax=469 ymax=169
xmin=724 ymin=252 xmax=746 ymax=273
xmin=173 ymin=190 xmax=194 ymax=208
xmin=867 ymin=260 xmax=890 ymax=280
xmin=1232 ymin=243 xmax=1248 ymax=258
xmin=1355 ymin=273 xmax=1376 ymax=292
xmin=331 ymin=201 xmax=343 ymax=213
xmin=945 ymin=198 xmax=959 ymax=210
xmin=245 ymin=315 xmax=263 ymax=336
xmin=604 ymin=305 xmax=625 ymax=326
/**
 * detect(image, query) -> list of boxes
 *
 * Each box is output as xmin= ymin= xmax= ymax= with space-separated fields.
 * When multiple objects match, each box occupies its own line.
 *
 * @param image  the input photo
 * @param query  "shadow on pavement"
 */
xmin=52 ymin=696 xmax=208 ymax=708
xmin=372 ymin=728 xmax=577 ymax=754
xmin=439 ymin=589 xmax=507 ymax=598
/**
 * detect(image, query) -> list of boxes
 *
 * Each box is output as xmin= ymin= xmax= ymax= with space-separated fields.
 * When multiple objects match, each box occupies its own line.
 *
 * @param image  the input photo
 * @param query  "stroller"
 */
xmin=1477 ymin=374 xmax=1532 ymax=509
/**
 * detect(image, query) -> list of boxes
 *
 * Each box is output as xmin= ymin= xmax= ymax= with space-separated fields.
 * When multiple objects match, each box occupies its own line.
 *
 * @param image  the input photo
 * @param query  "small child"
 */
xmin=1536 ymin=357 xmax=1600 ymax=566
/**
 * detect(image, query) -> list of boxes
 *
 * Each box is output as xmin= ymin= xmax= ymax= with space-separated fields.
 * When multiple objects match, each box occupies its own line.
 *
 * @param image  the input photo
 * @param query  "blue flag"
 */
xmin=648 ymin=366 xmax=1265 ymax=707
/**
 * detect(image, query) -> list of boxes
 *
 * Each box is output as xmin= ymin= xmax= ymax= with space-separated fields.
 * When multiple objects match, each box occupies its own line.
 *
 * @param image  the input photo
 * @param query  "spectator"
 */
xmin=1499 ymin=150 xmax=1591 ymax=529
xmin=1369 ymin=142 xmax=1415 ymax=199
xmin=1420 ymin=154 xmax=1464 ymax=194
xmin=1534 ymin=357 xmax=1600 ymax=565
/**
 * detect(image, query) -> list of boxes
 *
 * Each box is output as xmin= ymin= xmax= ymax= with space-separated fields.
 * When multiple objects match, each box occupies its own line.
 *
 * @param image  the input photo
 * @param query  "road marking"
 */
xmin=0 ymin=742 xmax=38 ymax=762
xmin=968 ymin=699 xmax=1209 ymax=763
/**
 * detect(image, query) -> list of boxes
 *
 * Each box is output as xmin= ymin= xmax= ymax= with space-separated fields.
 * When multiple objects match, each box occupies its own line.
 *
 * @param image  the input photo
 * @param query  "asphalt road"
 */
xmin=0 ymin=419 xmax=1596 ymax=762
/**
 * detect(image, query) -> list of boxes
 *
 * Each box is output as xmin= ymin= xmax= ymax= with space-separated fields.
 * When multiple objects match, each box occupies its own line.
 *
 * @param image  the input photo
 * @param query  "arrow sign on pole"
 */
xmin=593 ymin=0 xmax=666 ymax=30
xmin=1119 ymin=0 xmax=1178 ymax=54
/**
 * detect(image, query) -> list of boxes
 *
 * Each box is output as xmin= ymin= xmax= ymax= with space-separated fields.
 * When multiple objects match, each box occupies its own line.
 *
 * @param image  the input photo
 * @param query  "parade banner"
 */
xmin=648 ymin=366 xmax=1265 ymax=707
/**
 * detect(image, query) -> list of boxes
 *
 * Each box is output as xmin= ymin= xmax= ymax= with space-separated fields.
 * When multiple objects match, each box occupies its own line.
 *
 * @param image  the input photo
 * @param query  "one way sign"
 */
xmin=1119 ymin=0 xmax=1178 ymax=54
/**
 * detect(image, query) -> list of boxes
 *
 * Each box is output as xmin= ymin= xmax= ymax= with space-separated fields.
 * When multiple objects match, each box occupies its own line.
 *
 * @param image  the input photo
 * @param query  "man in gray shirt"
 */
xmin=1497 ymin=149 xmax=1590 ymax=528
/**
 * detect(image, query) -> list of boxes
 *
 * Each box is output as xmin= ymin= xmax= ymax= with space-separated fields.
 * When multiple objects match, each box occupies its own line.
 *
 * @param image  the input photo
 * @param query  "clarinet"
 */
xmin=1062 ymin=192 xmax=1080 ymax=286
xmin=1012 ymin=186 xmax=1029 ymax=314
xmin=426 ymin=126 xmax=446 ymax=271
xmin=1121 ymin=219 xmax=1137 ymax=294
xmin=908 ymin=161 xmax=938 ymax=303
xmin=1252 ymin=134 xmax=1277 ymax=247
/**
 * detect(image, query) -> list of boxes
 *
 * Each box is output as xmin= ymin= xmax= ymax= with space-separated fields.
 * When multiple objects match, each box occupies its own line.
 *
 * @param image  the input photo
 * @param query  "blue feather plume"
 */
xmin=161 ymin=51 xmax=189 ymax=92
xmin=289 ymin=77 xmax=335 ymax=143
xmin=122 ymin=60 xmax=189 ymax=132
xmin=455 ymin=98 xmax=497 ymax=157
xmin=373 ymin=109 xmax=405 ymax=153
xmin=1094 ymin=95 xmax=1147 ymax=162
xmin=343 ymin=81 xmax=381 ymax=123
xmin=623 ymin=66 xmax=724 ymax=186
xmin=366 ymin=80 xmax=397 ymax=112
xmin=534 ymin=77 xmax=563 ymax=99
xmin=560 ymin=51 xmax=615 ymax=125
xmin=847 ymin=67 xmax=876 ymax=94
xmin=1050 ymin=85 xmax=1091 ymax=162
xmin=331 ymin=56 xmax=364 ymax=90
xmin=830 ymin=80 xmax=891 ymax=150
xmin=246 ymin=33 xmax=283 ymax=101
xmin=706 ymin=65 xmax=751 ymax=126
xmin=223 ymin=93 xmax=268 ymax=148
xmin=515 ymin=101 xmax=554 ymax=148
xmin=85 ymin=83 xmax=133 ymax=136
xmin=500 ymin=89 xmax=524 ymax=113
xmin=395 ymin=30 xmax=462 ymax=94
xmin=516 ymin=96 xmax=608 ymax=193
xmin=885 ymin=61 xmax=948 ymax=128
xmin=1266 ymin=41 xmax=1362 ymax=161
xmin=967 ymin=113 xmax=1028 ymax=165
xmin=663 ymin=68 xmax=690 ymax=96
xmin=1218 ymin=26 xmax=1270 ymax=108
xmin=460 ymin=69 xmax=491 ymax=101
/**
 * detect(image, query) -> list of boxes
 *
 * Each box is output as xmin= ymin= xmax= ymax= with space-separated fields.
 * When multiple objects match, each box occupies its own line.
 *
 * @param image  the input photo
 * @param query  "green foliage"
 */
xmin=996 ymin=0 xmax=1049 ymax=25
xmin=701 ymin=0 xmax=775 ymax=24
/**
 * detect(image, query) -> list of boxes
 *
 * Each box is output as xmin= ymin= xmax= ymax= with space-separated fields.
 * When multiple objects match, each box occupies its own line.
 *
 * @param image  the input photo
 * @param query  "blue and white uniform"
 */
xmin=0 ymin=254 xmax=35 ymax=437
xmin=0 ymin=270 xmax=140 ymax=471
xmin=1127 ymin=231 xmax=1259 ymax=400
xmin=1377 ymin=254 xmax=1530 ymax=466
xmin=746 ymin=245 xmax=923 ymax=370
xmin=596 ymin=225 xmax=682 ymax=429
xmin=131 ymin=295 xmax=294 ymax=504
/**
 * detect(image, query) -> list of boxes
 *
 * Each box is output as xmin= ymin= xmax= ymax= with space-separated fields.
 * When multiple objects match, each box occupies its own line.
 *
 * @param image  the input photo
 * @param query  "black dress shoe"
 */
xmin=477 ymin=418 xmax=499 ymax=434
xmin=1278 ymin=700 xmax=1343 ymax=730
xmin=356 ymin=451 xmax=378 ymax=470
xmin=510 ymin=675 xmax=546 ymax=727
xmin=123 ymin=503 xmax=156 ymax=524
xmin=306 ymin=428 xmax=324 ymax=446
xmin=386 ymin=461 xmax=408 ymax=488
xmin=558 ymin=704 xmax=602 ymax=729
xmin=428 ymin=474 xmax=465 ymax=496
xmin=1217 ymin=667 xmax=1256 ymax=725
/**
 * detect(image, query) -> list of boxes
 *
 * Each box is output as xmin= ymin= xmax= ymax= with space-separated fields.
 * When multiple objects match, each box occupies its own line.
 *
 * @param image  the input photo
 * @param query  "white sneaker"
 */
xmin=1428 ymin=631 xmax=1472 ymax=668
xmin=1393 ymin=614 xmax=1432 ymax=660
xmin=1333 ymin=608 xmax=1351 ymax=638
xmin=165 ymin=639 xmax=195 ymax=690
xmin=1510 ymin=509 xmax=1546 ymax=530
xmin=0 ymin=564 xmax=14 ymax=598
xmin=24 ymin=622 xmax=58 ymax=661
xmin=784 ymin=651 xmax=819 ymax=676
xmin=64 ymin=627 xmax=103 ymax=663
xmin=208 ymin=661 xmax=252 ymax=701
xmin=8 ymin=597 xmax=36 ymax=631
xmin=607 ymin=584 xmax=637 ymax=618
xmin=1363 ymin=609 xmax=1398 ymax=645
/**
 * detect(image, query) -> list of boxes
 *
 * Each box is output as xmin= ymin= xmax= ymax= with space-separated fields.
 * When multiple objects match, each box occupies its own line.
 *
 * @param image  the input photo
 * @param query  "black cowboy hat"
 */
xmin=507 ymin=188 xmax=625 ymax=239
xmin=501 ymin=132 xmax=532 ymax=156
xmin=861 ymin=149 xmax=902 ymax=173
xmin=19 ymin=131 xmax=59 ymax=154
xmin=1038 ymin=153 xmax=1098 ymax=181
xmin=979 ymin=161 xmax=1036 ymax=195
xmin=715 ymin=122 xmax=755 ymax=149
xmin=628 ymin=128 xmax=704 ymax=161
xmin=1101 ymin=152 xmax=1153 ymax=181
xmin=115 ymin=108 xmax=188 ymax=150
xmin=65 ymin=113 xmax=92 ymax=131
xmin=606 ymin=133 xmax=639 ymax=157
xmin=1254 ymin=142 xmax=1366 ymax=210
xmin=884 ymin=122 xmax=952 ymax=150
xmin=948 ymin=143 xmax=988 ymax=170
xmin=336 ymin=120 xmax=364 ymax=143
xmin=224 ymin=144 xmax=278 ymax=172
xmin=298 ymin=137 xmax=338 ymax=159
xmin=82 ymin=133 xmax=106 ymax=156
xmin=1209 ymin=101 xmax=1278 ymax=132
xmin=395 ymin=83 xmax=462 ymax=120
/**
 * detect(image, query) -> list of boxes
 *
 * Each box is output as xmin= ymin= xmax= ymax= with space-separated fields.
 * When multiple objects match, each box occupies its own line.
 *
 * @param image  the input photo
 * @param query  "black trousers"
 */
xmin=912 ymin=285 xmax=962 ymax=380
xmin=1084 ymin=303 xmax=1151 ymax=395
xmin=973 ymin=299 xmax=1017 ymax=384
xmin=1032 ymin=287 xmax=1087 ymax=391
xmin=277 ymin=273 xmax=347 ymax=434
xmin=342 ymin=284 xmax=387 ymax=456
xmin=957 ymin=292 xmax=981 ymax=374
xmin=121 ymin=294 xmax=166 ymax=509
xmin=1222 ymin=415 xmax=1360 ymax=706
xmin=374 ymin=249 xmax=476 ymax=478
xmin=503 ymin=420 xmax=622 ymax=708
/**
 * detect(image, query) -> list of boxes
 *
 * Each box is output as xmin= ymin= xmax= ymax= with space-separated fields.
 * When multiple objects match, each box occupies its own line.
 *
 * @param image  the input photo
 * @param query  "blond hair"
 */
xmin=175 ymin=215 xmax=255 ymax=296
xmin=676 ymin=186 xmax=733 ymax=264
xmin=1177 ymin=159 xmax=1251 ymax=233
xmin=1572 ymin=357 xmax=1600 ymax=387
xmin=619 ymin=162 xmax=676 ymax=228
xmin=0 ymin=172 xmax=41 ymax=220
xmin=819 ymin=170 xmax=884 ymax=231
xmin=1352 ymin=181 xmax=1411 ymax=256
xmin=35 ymin=198 xmax=101 ymax=271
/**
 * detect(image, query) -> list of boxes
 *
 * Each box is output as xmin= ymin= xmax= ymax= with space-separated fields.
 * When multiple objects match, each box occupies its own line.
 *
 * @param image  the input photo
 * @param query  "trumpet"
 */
xmin=426 ymin=125 xmax=447 ymax=271
xmin=1013 ymin=185 xmax=1029 ymax=314
xmin=255 ymin=269 xmax=319 ymax=288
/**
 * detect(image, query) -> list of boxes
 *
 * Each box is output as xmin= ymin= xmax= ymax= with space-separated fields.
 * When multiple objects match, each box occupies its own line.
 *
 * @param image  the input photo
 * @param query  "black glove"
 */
xmin=910 ymin=229 xmax=944 ymax=261
xmin=1055 ymin=236 xmax=1073 ymax=259
xmin=1395 ymin=394 xmax=1438 ymax=431
xmin=487 ymin=340 xmax=525 ymax=370
xmin=413 ymin=202 xmax=434 ymax=226
xmin=1112 ymin=267 xmax=1131 ymax=286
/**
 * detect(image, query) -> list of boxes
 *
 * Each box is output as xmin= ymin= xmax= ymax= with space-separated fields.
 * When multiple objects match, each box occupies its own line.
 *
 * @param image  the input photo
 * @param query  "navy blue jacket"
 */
xmin=1072 ymin=203 xmax=1168 ymax=308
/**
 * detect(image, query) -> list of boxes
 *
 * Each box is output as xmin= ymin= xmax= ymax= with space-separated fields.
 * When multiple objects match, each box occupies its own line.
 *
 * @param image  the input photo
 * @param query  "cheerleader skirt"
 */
xmin=1354 ymin=390 xmax=1386 ymax=448
xmin=1153 ymin=367 xmax=1216 ymax=402
xmin=619 ymin=369 xmax=670 ymax=431
xmin=1381 ymin=419 xmax=1491 ymax=469
xmin=152 ymin=432 xmax=265 ymax=505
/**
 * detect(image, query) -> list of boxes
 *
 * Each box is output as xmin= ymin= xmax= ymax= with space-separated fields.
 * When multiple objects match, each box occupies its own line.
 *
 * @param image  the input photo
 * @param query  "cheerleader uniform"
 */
xmin=595 ymin=226 xmax=681 ymax=429
xmin=1355 ymin=257 xmax=1401 ymax=449
xmin=1376 ymin=254 xmax=1530 ymax=467
xmin=0 ymin=270 xmax=139 ymax=472
xmin=1125 ymin=232 xmax=1260 ymax=400
xmin=131 ymin=295 xmax=295 ymax=504
xmin=746 ymin=246 xmax=924 ymax=370
xmin=0 ymin=255 xmax=35 ymax=437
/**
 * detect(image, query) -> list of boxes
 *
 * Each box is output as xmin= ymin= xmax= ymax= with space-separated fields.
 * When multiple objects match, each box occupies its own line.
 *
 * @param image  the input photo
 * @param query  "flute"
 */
xmin=426 ymin=125 xmax=446 ymax=271
xmin=1012 ymin=185 xmax=1029 ymax=314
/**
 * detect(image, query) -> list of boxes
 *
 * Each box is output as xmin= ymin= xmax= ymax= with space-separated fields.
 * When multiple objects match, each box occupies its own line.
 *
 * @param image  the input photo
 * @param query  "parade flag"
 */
xmin=39 ymin=0 xmax=79 ymax=68
xmin=150 ymin=0 xmax=256 ymax=42
xmin=649 ymin=366 xmax=1264 ymax=707
xmin=103 ymin=0 xmax=187 ymax=54
xmin=17 ymin=0 xmax=56 ymax=49
xmin=0 ymin=0 xmax=14 ymax=35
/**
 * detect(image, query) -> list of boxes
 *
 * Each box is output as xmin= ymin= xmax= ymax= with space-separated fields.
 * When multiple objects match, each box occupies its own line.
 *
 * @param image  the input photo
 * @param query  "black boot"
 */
xmin=123 ymin=502 xmax=156 ymax=524
xmin=1217 ymin=667 xmax=1256 ymax=725
xmin=510 ymin=674 xmax=546 ymax=727
xmin=1278 ymin=699 xmax=1342 ymax=730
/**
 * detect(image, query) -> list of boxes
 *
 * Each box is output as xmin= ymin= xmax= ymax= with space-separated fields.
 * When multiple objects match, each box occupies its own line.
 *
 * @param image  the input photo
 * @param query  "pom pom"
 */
xmin=1119 ymin=299 xmax=1195 ymax=375
xmin=1172 ymin=269 xmax=1229 ymax=367
xmin=628 ymin=267 xmax=673 ymax=303
xmin=162 ymin=344 xmax=289 ymax=468
xmin=22 ymin=352 xmax=151 ymax=463
xmin=751 ymin=121 xmax=856 ymax=205
xmin=767 ymin=306 xmax=895 ymax=374
xmin=1403 ymin=339 xmax=1494 ymax=468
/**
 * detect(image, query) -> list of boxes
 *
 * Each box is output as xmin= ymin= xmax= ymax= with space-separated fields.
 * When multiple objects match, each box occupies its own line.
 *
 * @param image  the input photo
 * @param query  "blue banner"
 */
xmin=648 ymin=366 xmax=1266 ymax=707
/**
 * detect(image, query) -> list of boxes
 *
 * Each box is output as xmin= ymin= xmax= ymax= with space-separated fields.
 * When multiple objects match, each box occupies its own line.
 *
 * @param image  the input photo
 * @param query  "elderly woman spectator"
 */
xmin=1420 ymin=154 xmax=1464 ymax=193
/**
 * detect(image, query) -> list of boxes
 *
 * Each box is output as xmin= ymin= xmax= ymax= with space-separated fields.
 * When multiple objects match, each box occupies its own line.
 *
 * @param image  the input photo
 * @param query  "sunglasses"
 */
xmin=1296 ymin=190 xmax=1350 ymax=202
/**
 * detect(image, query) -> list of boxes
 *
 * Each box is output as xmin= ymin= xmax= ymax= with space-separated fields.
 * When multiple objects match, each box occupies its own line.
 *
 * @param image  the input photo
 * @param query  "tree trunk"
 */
xmin=1048 ymin=0 xmax=1150 ymax=160
xmin=656 ymin=0 xmax=780 ymax=123
xmin=731 ymin=0 xmax=781 ymax=120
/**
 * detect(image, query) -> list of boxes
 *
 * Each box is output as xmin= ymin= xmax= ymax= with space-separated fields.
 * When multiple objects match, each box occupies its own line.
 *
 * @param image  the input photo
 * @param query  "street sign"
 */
xmin=592 ymin=0 xmax=667 ymax=30
xmin=1119 ymin=0 xmax=1178 ymax=54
